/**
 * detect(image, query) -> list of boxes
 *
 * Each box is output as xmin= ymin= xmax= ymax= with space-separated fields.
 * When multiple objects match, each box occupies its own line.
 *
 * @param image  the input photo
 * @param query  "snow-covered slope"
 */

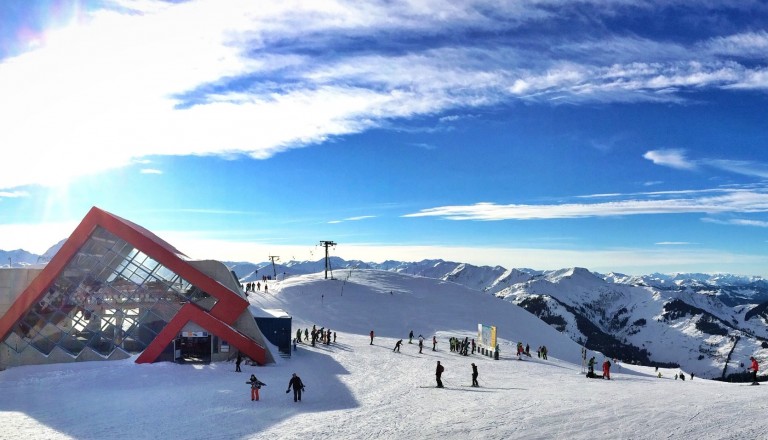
xmin=495 ymin=267 xmax=768 ymax=378
xmin=1 ymin=269 xmax=766 ymax=440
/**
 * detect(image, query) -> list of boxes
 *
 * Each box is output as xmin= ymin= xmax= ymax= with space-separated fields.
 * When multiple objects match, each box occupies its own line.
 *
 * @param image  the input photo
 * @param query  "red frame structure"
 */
xmin=0 ymin=206 xmax=266 ymax=365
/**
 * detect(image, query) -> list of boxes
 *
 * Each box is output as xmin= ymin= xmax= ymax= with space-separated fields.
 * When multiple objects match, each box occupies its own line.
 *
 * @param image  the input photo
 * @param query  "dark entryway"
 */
xmin=175 ymin=335 xmax=211 ymax=363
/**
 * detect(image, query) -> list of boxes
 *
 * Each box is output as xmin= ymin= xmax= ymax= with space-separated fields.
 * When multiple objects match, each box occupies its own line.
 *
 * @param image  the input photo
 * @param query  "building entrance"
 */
xmin=175 ymin=333 xmax=211 ymax=363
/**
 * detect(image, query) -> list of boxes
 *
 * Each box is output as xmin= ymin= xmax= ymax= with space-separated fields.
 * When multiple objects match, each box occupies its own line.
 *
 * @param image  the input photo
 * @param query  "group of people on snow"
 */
xmin=243 ymin=281 xmax=264 ymax=293
xmin=449 ymin=336 xmax=474 ymax=355
xmin=295 ymin=325 xmax=336 ymax=347
xmin=394 ymin=330 xmax=438 ymax=353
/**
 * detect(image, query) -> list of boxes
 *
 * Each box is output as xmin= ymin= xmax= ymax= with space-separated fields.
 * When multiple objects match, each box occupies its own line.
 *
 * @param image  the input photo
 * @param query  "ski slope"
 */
xmin=0 ymin=270 xmax=765 ymax=440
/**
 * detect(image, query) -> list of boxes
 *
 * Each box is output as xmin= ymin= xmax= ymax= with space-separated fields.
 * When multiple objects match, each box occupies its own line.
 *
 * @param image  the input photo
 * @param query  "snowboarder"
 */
xmin=471 ymin=363 xmax=479 ymax=387
xmin=370 ymin=330 xmax=375 ymax=345
xmin=286 ymin=373 xmax=305 ymax=402
xmin=247 ymin=374 xmax=265 ymax=401
xmin=749 ymin=356 xmax=759 ymax=385
xmin=394 ymin=339 xmax=403 ymax=352
xmin=587 ymin=356 xmax=596 ymax=377
xmin=541 ymin=345 xmax=548 ymax=360
xmin=602 ymin=359 xmax=611 ymax=380
xmin=235 ymin=352 xmax=242 ymax=372
xmin=409 ymin=330 xmax=414 ymax=344
xmin=436 ymin=361 xmax=444 ymax=388
xmin=432 ymin=335 xmax=437 ymax=351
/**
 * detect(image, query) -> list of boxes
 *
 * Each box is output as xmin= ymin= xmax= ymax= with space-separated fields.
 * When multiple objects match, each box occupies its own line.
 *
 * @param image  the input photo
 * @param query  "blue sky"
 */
xmin=1 ymin=0 xmax=768 ymax=276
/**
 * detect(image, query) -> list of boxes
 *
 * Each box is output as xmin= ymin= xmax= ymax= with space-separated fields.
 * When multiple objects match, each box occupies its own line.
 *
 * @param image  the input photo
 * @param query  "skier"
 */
xmin=409 ymin=330 xmax=414 ymax=344
xmin=286 ymin=373 xmax=305 ymax=402
xmin=247 ymin=374 xmax=265 ymax=401
xmin=432 ymin=335 xmax=437 ymax=351
xmin=602 ymin=359 xmax=611 ymax=380
xmin=436 ymin=361 xmax=445 ymax=388
xmin=471 ymin=363 xmax=479 ymax=387
xmin=749 ymin=356 xmax=759 ymax=385
xmin=235 ymin=352 xmax=242 ymax=372
xmin=394 ymin=339 xmax=403 ymax=352
xmin=370 ymin=330 xmax=375 ymax=345
xmin=418 ymin=335 xmax=424 ymax=354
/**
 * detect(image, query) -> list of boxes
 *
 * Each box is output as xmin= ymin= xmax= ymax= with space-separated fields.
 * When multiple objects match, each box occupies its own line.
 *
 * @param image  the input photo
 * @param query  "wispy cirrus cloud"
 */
xmin=329 ymin=215 xmax=376 ymax=224
xmin=403 ymin=188 xmax=768 ymax=220
xmin=702 ymin=217 xmax=768 ymax=228
xmin=2 ymin=0 xmax=767 ymax=190
xmin=140 ymin=168 xmax=163 ymax=174
xmin=644 ymin=149 xmax=768 ymax=179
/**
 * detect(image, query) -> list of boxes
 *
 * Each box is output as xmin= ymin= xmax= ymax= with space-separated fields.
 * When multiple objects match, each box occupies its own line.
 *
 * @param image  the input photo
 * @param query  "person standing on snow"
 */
xmin=394 ymin=339 xmax=403 ymax=352
xmin=370 ymin=330 xmax=375 ymax=345
xmin=418 ymin=335 xmax=424 ymax=354
xmin=286 ymin=373 xmax=305 ymax=402
xmin=749 ymin=357 xmax=759 ymax=385
xmin=247 ymin=374 xmax=265 ymax=401
xmin=471 ymin=363 xmax=479 ymax=387
xmin=602 ymin=359 xmax=612 ymax=380
xmin=235 ymin=352 xmax=243 ymax=372
xmin=587 ymin=356 xmax=596 ymax=377
xmin=436 ymin=361 xmax=445 ymax=388
xmin=409 ymin=330 xmax=414 ymax=344
xmin=432 ymin=335 xmax=437 ymax=351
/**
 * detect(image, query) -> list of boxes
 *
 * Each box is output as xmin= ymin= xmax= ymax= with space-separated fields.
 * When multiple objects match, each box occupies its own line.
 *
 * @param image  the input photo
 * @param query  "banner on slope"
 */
xmin=477 ymin=324 xmax=496 ymax=348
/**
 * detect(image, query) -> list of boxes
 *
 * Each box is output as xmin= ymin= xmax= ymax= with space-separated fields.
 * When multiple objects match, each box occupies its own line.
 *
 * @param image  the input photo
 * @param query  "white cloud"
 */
xmin=706 ymin=31 xmax=768 ymax=59
xmin=655 ymin=242 xmax=694 ymax=245
xmin=329 ymin=215 xmax=376 ymax=224
xmin=702 ymin=217 xmax=768 ymax=228
xmin=0 ymin=190 xmax=30 ymax=198
xmin=643 ymin=149 xmax=697 ymax=170
xmin=403 ymin=189 xmax=768 ymax=220
xmin=2 ymin=0 xmax=767 ymax=190
xmin=140 ymin=169 xmax=163 ymax=174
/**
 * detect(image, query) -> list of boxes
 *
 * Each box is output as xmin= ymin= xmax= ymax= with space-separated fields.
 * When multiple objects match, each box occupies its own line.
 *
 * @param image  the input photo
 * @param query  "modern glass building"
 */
xmin=0 ymin=207 xmax=271 ymax=368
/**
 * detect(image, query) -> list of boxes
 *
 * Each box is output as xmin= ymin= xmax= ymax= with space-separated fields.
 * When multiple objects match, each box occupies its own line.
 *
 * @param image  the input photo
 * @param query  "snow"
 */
xmin=1 ymin=269 xmax=766 ymax=440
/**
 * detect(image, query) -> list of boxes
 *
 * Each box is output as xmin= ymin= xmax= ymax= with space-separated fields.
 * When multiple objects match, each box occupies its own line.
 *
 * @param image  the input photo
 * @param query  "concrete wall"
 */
xmin=0 ymin=268 xmax=43 ymax=318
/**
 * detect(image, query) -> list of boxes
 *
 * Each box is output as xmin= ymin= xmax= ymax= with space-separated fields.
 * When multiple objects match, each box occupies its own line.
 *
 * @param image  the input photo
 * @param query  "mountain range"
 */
xmin=4 ymin=244 xmax=767 ymax=379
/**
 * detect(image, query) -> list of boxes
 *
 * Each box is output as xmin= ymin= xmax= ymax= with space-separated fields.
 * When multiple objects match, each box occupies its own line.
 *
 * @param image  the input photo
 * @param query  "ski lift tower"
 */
xmin=319 ymin=241 xmax=337 ymax=279
xmin=268 ymin=255 xmax=279 ymax=279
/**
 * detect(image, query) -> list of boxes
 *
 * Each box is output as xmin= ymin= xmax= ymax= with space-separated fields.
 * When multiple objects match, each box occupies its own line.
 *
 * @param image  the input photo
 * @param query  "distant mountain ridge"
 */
xmin=5 ymin=245 xmax=768 ymax=378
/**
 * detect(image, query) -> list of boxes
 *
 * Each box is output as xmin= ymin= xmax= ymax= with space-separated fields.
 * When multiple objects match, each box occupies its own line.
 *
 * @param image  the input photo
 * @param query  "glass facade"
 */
xmin=2 ymin=226 xmax=218 ymax=358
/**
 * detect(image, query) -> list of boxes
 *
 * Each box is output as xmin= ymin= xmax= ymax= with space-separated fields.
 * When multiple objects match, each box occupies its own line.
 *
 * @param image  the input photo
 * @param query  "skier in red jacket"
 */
xmin=602 ymin=359 xmax=612 ymax=380
xmin=749 ymin=357 xmax=759 ymax=385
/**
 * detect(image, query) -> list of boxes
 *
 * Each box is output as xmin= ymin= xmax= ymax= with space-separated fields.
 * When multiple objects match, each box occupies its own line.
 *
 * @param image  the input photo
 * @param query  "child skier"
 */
xmin=247 ymin=374 xmax=266 ymax=401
